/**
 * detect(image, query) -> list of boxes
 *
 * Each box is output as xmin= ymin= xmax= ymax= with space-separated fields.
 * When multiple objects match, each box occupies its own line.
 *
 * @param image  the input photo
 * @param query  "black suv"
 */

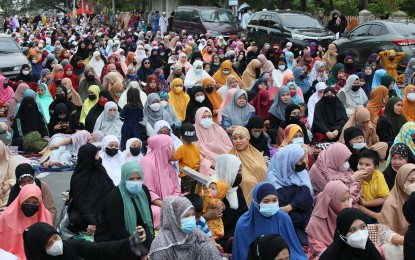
xmin=247 ymin=10 xmax=335 ymax=48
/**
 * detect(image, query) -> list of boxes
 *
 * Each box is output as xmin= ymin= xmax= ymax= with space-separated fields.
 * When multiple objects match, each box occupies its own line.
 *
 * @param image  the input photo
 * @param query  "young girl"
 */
xmin=119 ymin=88 xmax=144 ymax=151
xmin=298 ymin=102 xmax=310 ymax=130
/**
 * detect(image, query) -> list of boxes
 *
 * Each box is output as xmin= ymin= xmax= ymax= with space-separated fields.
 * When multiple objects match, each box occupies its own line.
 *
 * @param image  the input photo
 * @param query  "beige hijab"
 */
xmin=241 ymin=59 xmax=261 ymax=90
xmin=0 ymin=141 xmax=17 ymax=208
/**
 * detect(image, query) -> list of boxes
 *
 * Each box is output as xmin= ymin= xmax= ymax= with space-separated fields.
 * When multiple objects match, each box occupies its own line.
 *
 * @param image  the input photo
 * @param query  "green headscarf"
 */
xmin=36 ymin=83 xmax=53 ymax=123
xmin=120 ymin=161 xmax=154 ymax=239
xmin=327 ymin=63 xmax=344 ymax=86
xmin=380 ymin=74 xmax=397 ymax=97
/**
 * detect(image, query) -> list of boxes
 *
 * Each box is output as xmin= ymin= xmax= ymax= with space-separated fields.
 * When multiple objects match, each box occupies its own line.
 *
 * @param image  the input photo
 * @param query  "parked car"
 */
xmin=172 ymin=6 xmax=241 ymax=38
xmin=0 ymin=34 xmax=29 ymax=79
xmin=246 ymin=10 xmax=335 ymax=48
xmin=334 ymin=20 xmax=415 ymax=72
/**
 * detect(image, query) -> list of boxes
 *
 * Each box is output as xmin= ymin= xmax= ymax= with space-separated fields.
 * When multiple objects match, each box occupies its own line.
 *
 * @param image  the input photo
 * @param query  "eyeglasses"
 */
xmin=144 ymin=62 xmax=150 ymax=64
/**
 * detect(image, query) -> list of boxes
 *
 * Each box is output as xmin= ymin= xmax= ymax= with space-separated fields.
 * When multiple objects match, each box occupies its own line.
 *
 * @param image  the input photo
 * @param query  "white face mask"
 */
xmin=161 ymin=100 xmax=168 ymax=108
xmin=200 ymin=118 xmax=213 ymax=128
xmin=404 ymin=183 xmax=415 ymax=196
xmin=195 ymin=95 xmax=205 ymax=103
xmin=407 ymin=93 xmax=415 ymax=102
xmin=46 ymin=239 xmax=64 ymax=256
xmin=251 ymin=130 xmax=261 ymax=139
xmin=340 ymin=161 xmax=350 ymax=171
xmin=115 ymin=92 xmax=122 ymax=97
xmin=341 ymin=229 xmax=369 ymax=250
xmin=22 ymin=70 xmax=30 ymax=75
xmin=150 ymin=103 xmax=161 ymax=111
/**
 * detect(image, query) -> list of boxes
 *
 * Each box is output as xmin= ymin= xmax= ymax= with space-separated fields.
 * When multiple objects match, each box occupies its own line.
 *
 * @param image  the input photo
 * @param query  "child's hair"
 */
xmin=358 ymin=149 xmax=380 ymax=166
xmin=185 ymin=194 xmax=203 ymax=213
xmin=298 ymin=102 xmax=308 ymax=117
xmin=126 ymin=87 xmax=143 ymax=109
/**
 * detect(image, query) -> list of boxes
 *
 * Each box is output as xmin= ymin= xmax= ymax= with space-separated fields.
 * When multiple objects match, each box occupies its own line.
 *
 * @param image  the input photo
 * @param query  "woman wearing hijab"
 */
xmin=149 ymin=196 xmax=222 ymax=258
xmin=366 ymin=85 xmax=389 ymax=131
xmin=0 ymin=184 xmax=52 ymax=260
xmin=250 ymin=89 xmax=271 ymax=122
xmin=62 ymin=78 xmax=83 ymax=111
xmin=0 ymin=141 xmax=17 ymax=209
xmin=311 ymin=87 xmax=348 ymax=142
xmin=158 ymin=91 xmax=181 ymax=128
xmin=383 ymin=143 xmax=415 ymax=190
xmin=403 ymin=192 xmax=415 ymax=260
xmin=63 ymin=64 xmax=79 ymax=91
xmin=75 ymin=41 xmax=90 ymax=60
xmin=266 ymin=144 xmax=313 ymax=246
xmin=79 ymin=84 xmax=100 ymax=125
xmin=35 ymin=83 xmax=53 ymax=123
xmin=95 ymin=161 xmax=154 ymax=251
xmin=109 ymin=81 xmax=124 ymax=105
xmin=48 ymin=103 xmax=77 ymax=135
xmin=78 ymin=67 xmax=103 ymax=101
xmin=47 ymin=72 xmax=63 ymax=100
xmin=376 ymin=97 xmax=407 ymax=148
xmin=84 ymin=90 xmax=112 ymax=133
xmin=233 ymin=182 xmax=307 ymax=260
xmin=229 ymin=126 xmax=267 ymax=205
xmin=306 ymin=181 xmax=351 ymax=259
xmin=247 ymin=234 xmax=290 ymax=260
xmin=278 ymin=124 xmax=314 ymax=168
xmin=123 ymin=138 xmax=144 ymax=162
xmin=246 ymin=116 xmax=270 ymax=157
xmin=142 ymin=93 xmax=173 ymax=134
xmin=0 ymin=74 xmax=15 ymax=105
xmin=184 ymin=86 xmax=213 ymax=124
xmin=168 ymin=78 xmax=190 ymax=122
xmin=29 ymin=55 xmax=42 ymax=83
xmin=402 ymin=85 xmax=415 ymax=121
xmin=307 ymin=82 xmax=328 ymax=126
xmin=273 ymin=58 xmax=293 ymax=88
xmin=212 ymin=60 xmax=241 ymax=87
xmin=136 ymin=58 xmax=154 ymax=83
xmin=184 ymin=60 xmax=213 ymax=90
xmin=269 ymin=86 xmax=292 ymax=129
xmin=202 ymin=77 xmax=222 ymax=121
xmin=371 ymin=69 xmax=401 ymax=98
xmin=285 ymin=51 xmax=296 ymax=70
xmin=118 ymin=80 xmax=148 ymax=109
xmin=378 ymin=163 xmax=415 ymax=259
xmin=94 ymin=101 xmax=123 ymax=140
xmin=404 ymin=58 xmax=415 ymax=87
xmin=148 ymin=49 xmax=162 ymax=70
xmin=391 ymin=121 xmax=415 ymax=155
xmin=9 ymin=64 xmax=36 ymax=90
xmin=319 ymin=208 xmax=382 ymax=260
xmin=7 ymin=83 xmax=29 ymax=125
xmin=309 ymin=143 xmax=362 ymax=204
xmin=326 ymin=63 xmax=345 ymax=87
xmin=338 ymin=74 xmax=368 ymax=116
xmin=143 ymin=74 xmax=159 ymax=95
xmin=88 ymin=51 xmax=106 ymax=78
xmin=141 ymin=135 xmax=181 ymax=228
xmin=167 ymin=63 xmax=185 ymax=84
xmin=280 ymin=103 xmax=311 ymax=144
xmin=222 ymin=89 xmax=255 ymax=133
xmin=293 ymin=67 xmax=312 ymax=102
xmin=154 ymin=68 xmax=169 ymax=93
xmin=242 ymin=59 xmax=261 ymax=90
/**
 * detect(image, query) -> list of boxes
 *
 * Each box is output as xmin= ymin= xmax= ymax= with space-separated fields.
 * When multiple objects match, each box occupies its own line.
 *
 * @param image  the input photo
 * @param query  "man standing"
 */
xmin=168 ymin=12 xmax=175 ymax=32
xmin=152 ymin=11 xmax=160 ymax=33
xmin=159 ymin=12 xmax=169 ymax=34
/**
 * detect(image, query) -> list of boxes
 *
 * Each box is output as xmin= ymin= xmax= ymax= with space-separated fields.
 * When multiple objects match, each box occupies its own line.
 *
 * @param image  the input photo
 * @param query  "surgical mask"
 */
xmin=340 ymin=161 xmax=350 ymax=171
xmin=223 ymin=70 xmax=230 ymax=75
xmin=300 ymin=74 xmax=306 ymax=79
xmin=278 ymin=65 xmax=285 ymax=71
xmin=352 ymin=142 xmax=366 ymax=150
xmin=412 ymin=65 xmax=415 ymax=69
xmin=161 ymin=100 xmax=168 ymax=108
xmin=128 ymin=74 xmax=137 ymax=80
xmin=46 ymin=239 xmax=64 ymax=256
xmin=195 ymin=68 xmax=203 ymax=74
xmin=21 ymin=203 xmax=39 ymax=217
xmin=407 ymin=93 xmax=415 ymax=102
xmin=150 ymin=103 xmax=161 ymax=111
xmin=200 ymin=118 xmax=213 ymax=128
xmin=22 ymin=70 xmax=30 ymax=75
xmin=125 ymin=181 xmax=143 ymax=195
xmin=88 ymin=94 xmax=97 ymax=100
xmin=174 ymin=86 xmax=183 ymax=93
xmin=195 ymin=95 xmax=205 ymax=103
xmin=55 ymin=93 xmax=65 ymax=101
xmin=251 ymin=130 xmax=261 ymax=139
xmin=292 ymin=137 xmax=304 ymax=146
xmin=115 ymin=92 xmax=122 ymax=97
xmin=105 ymin=147 xmax=118 ymax=157
xmin=181 ymin=216 xmax=197 ymax=234
xmin=295 ymin=162 xmax=307 ymax=172
xmin=129 ymin=147 xmax=141 ymax=156
xmin=205 ymin=86 xmax=214 ymax=93
xmin=87 ymin=74 xmax=95 ymax=81
xmin=67 ymin=88 xmax=71 ymax=94
xmin=340 ymin=229 xmax=369 ymax=250
xmin=403 ymin=183 xmax=415 ymax=196
xmin=259 ymin=203 xmax=280 ymax=217
xmin=159 ymin=74 xmax=165 ymax=80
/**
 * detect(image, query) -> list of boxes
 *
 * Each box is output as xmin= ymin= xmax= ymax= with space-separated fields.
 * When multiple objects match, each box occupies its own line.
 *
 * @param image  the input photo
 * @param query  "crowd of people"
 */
xmin=0 ymin=8 xmax=415 ymax=260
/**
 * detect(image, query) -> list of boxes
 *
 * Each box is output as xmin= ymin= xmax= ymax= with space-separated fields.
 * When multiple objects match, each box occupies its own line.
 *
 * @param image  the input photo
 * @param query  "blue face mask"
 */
xmin=352 ymin=142 xmax=366 ymax=150
xmin=125 ymin=181 xmax=143 ymax=195
xmin=159 ymin=74 xmax=165 ymax=80
xmin=195 ymin=68 xmax=203 ymax=75
xmin=259 ymin=203 xmax=280 ymax=217
xmin=278 ymin=65 xmax=285 ymax=71
xmin=180 ymin=216 xmax=197 ymax=234
xmin=128 ymin=74 xmax=137 ymax=80
xmin=292 ymin=137 xmax=304 ymax=146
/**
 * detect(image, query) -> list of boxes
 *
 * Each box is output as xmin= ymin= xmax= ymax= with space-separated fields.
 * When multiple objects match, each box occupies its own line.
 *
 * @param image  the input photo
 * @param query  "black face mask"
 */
xmin=300 ymin=74 xmax=306 ymax=80
xmin=56 ymin=93 xmax=65 ymax=101
xmin=94 ymin=157 xmax=102 ymax=166
xmin=295 ymin=162 xmax=307 ymax=172
xmin=105 ymin=147 xmax=118 ymax=157
xmin=232 ymin=174 xmax=242 ymax=187
xmin=88 ymin=94 xmax=97 ymax=100
xmin=175 ymin=73 xmax=182 ymax=78
xmin=207 ymin=50 xmax=213 ymax=54
xmin=351 ymin=85 xmax=360 ymax=91
xmin=3 ymin=83 xmax=8 ymax=88
xmin=132 ymin=61 xmax=137 ymax=65
xmin=130 ymin=147 xmax=141 ymax=156
xmin=205 ymin=86 xmax=214 ymax=93
xmin=324 ymin=95 xmax=335 ymax=104
xmin=389 ymin=89 xmax=396 ymax=97
xmin=345 ymin=63 xmax=353 ymax=68
xmin=290 ymin=115 xmax=301 ymax=122
xmin=21 ymin=203 xmax=39 ymax=217
xmin=55 ymin=80 xmax=62 ymax=85
xmin=87 ymin=74 xmax=95 ymax=81
xmin=389 ymin=57 xmax=395 ymax=61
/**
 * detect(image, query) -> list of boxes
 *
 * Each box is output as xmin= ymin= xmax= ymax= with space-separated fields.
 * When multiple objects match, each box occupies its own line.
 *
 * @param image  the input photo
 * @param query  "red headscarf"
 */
xmin=48 ymin=72 xmax=63 ymax=99
xmin=63 ymin=64 xmax=79 ymax=91
xmin=249 ymin=89 xmax=271 ymax=120
xmin=144 ymin=74 xmax=159 ymax=95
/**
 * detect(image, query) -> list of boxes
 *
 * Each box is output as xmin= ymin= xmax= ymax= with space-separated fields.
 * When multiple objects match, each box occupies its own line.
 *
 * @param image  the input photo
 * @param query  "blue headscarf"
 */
xmin=266 ymin=144 xmax=313 ymax=196
xmin=287 ymin=82 xmax=303 ymax=105
xmin=371 ymin=69 xmax=401 ymax=98
xmin=293 ymin=67 xmax=311 ymax=94
xmin=232 ymin=182 xmax=307 ymax=260
xmin=36 ymin=83 xmax=53 ymax=123
xmin=285 ymin=51 xmax=296 ymax=69
xmin=269 ymin=86 xmax=292 ymax=120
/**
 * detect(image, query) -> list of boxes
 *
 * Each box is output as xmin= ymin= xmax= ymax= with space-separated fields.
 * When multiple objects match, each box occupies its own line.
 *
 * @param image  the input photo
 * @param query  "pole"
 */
xmin=112 ymin=0 xmax=115 ymax=18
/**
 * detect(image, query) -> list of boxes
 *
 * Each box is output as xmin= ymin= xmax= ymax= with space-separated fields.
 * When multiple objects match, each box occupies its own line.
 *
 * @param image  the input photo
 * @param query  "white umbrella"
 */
xmin=237 ymin=3 xmax=250 ymax=13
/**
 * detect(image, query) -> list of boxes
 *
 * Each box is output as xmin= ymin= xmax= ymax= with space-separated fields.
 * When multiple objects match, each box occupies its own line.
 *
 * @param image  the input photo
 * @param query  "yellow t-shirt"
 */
xmin=360 ymin=170 xmax=390 ymax=201
xmin=172 ymin=143 xmax=200 ymax=176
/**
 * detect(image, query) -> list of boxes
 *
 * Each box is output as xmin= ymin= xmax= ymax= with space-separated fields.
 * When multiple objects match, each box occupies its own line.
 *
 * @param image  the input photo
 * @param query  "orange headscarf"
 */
xmin=345 ymin=18 xmax=358 ymax=32
xmin=402 ymin=85 xmax=415 ymax=121
xmin=125 ymin=51 xmax=136 ymax=67
xmin=282 ymin=73 xmax=295 ymax=86
xmin=110 ymin=81 xmax=124 ymax=104
xmin=202 ymin=78 xmax=222 ymax=111
xmin=212 ymin=60 xmax=241 ymax=85
xmin=48 ymin=72 xmax=63 ymax=99
xmin=366 ymin=86 xmax=389 ymax=129
xmin=168 ymin=78 xmax=190 ymax=122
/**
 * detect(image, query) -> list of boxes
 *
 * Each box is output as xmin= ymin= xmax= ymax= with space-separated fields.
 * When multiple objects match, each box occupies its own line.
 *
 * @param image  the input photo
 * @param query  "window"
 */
xmin=248 ymin=13 xmax=261 ymax=26
xmin=350 ymin=25 xmax=370 ymax=37
xmin=258 ymin=15 xmax=270 ymax=27
xmin=200 ymin=10 xmax=236 ymax=23
xmin=175 ymin=10 xmax=192 ymax=22
xmin=390 ymin=23 xmax=415 ymax=36
xmin=0 ymin=38 xmax=20 ymax=53
xmin=268 ymin=15 xmax=281 ymax=29
xmin=279 ymin=14 xmax=323 ymax=29
xmin=368 ymin=24 xmax=383 ymax=36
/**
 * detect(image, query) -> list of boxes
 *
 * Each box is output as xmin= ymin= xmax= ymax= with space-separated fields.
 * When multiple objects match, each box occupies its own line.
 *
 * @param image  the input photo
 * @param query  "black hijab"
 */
xmin=148 ymin=49 xmax=162 ymax=70
xmin=403 ymin=192 xmax=415 ymax=260
xmin=7 ymin=163 xmax=42 ymax=206
xmin=84 ymin=90 xmax=116 ymax=133
xmin=247 ymin=234 xmax=289 ymax=260
xmin=75 ymin=41 xmax=90 ymax=60
xmin=383 ymin=143 xmax=415 ymax=190
xmin=344 ymin=127 xmax=365 ymax=171
xmin=137 ymin=58 xmax=154 ymax=82
xmin=70 ymin=56 xmax=84 ymax=77
xmin=14 ymin=96 xmax=47 ymax=135
xmin=281 ymin=103 xmax=310 ymax=144
xmin=16 ymin=64 xmax=34 ymax=83
xmin=320 ymin=208 xmax=382 ymax=260
xmin=184 ymin=86 xmax=213 ymax=124
xmin=48 ymin=86 xmax=77 ymax=120
xmin=246 ymin=115 xmax=270 ymax=157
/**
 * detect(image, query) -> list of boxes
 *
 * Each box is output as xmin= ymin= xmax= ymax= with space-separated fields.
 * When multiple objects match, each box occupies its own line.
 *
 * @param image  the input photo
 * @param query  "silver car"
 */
xmin=0 ymin=34 xmax=30 ymax=79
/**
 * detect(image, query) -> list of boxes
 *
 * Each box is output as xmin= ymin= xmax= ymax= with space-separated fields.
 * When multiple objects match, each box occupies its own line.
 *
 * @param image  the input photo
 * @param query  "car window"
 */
xmin=0 ymin=38 xmax=20 ymax=53
xmin=248 ymin=13 xmax=261 ymax=26
xmin=390 ymin=23 xmax=415 ymax=36
xmin=175 ymin=10 xmax=192 ymax=22
xmin=350 ymin=25 xmax=370 ymax=37
xmin=258 ymin=15 xmax=269 ymax=27
xmin=200 ymin=10 xmax=235 ymax=23
xmin=279 ymin=14 xmax=323 ymax=29
xmin=268 ymin=15 xmax=281 ymax=29
xmin=380 ymin=26 xmax=388 ymax=35
xmin=367 ymin=24 xmax=383 ymax=36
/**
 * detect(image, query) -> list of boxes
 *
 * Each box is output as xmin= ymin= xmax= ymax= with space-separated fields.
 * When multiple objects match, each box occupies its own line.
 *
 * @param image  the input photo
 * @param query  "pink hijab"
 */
xmin=306 ymin=180 xmax=350 ymax=250
xmin=141 ymin=134 xmax=181 ymax=201
xmin=0 ymin=75 xmax=14 ymax=104
xmin=194 ymin=107 xmax=233 ymax=176
xmin=0 ymin=184 xmax=52 ymax=260
xmin=218 ymin=88 xmax=237 ymax=124
xmin=7 ymin=83 xmax=29 ymax=124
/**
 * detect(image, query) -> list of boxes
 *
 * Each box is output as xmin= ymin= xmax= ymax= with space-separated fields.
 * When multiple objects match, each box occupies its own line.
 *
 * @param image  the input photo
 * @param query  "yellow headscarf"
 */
xmin=168 ymin=78 xmax=190 ymax=122
xmin=79 ymin=85 xmax=100 ymax=124
xmin=212 ymin=60 xmax=241 ymax=85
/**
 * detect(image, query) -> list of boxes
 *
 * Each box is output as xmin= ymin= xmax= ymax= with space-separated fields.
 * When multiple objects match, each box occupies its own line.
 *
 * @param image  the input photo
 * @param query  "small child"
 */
xmin=196 ymin=181 xmax=229 ymax=240
xmin=298 ymin=103 xmax=310 ymax=130
xmin=172 ymin=123 xmax=200 ymax=193
xmin=119 ymin=88 xmax=144 ymax=151
xmin=357 ymin=149 xmax=390 ymax=223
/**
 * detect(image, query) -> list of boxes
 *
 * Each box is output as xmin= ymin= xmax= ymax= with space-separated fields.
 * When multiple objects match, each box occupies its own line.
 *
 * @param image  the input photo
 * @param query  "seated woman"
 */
xmin=49 ymin=86 xmax=78 ymax=128
xmin=36 ymin=83 xmax=53 ymax=123
xmin=337 ymin=74 xmax=368 ymax=117
xmin=402 ymin=84 xmax=415 ymax=121
xmin=307 ymin=82 xmax=328 ymax=127
xmin=118 ymin=81 xmax=148 ymax=109
xmin=222 ymin=89 xmax=255 ymax=135
xmin=246 ymin=116 xmax=270 ymax=158
xmin=309 ymin=143 xmax=362 ymax=205
xmin=229 ymin=126 xmax=267 ymax=205
xmin=154 ymin=120 xmax=183 ymax=151
xmin=94 ymin=101 xmax=123 ymax=140
xmin=168 ymin=78 xmax=190 ymax=122
xmin=319 ymin=208 xmax=382 ymax=260
xmin=141 ymin=135 xmax=181 ymax=229
xmin=78 ymin=67 xmax=103 ymax=101
xmin=0 ymin=141 xmax=17 ymax=210
xmin=48 ymin=103 xmax=77 ymax=135
xmin=233 ymin=182 xmax=307 ymax=260
xmin=184 ymin=86 xmax=213 ymax=124
xmin=266 ymin=144 xmax=313 ymax=246
xmin=247 ymin=234 xmax=290 ymax=260
xmin=68 ymin=144 xmax=115 ymax=236
xmin=202 ymin=78 xmax=223 ymax=122
xmin=311 ymin=87 xmax=348 ymax=142
xmin=279 ymin=124 xmax=314 ymax=169
xmin=7 ymin=163 xmax=56 ymax=224
xmin=279 ymin=103 xmax=310 ymax=145
xmin=306 ymin=181 xmax=352 ymax=259
xmin=377 ymin=97 xmax=407 ymax=149
xmin=123 ymin=138 xmax=143 ymax=162
xmin=378 ymin=164 xmax=415 ymax=259
xmin=366 ymin=85 xmax=389 ymax=132
xmin=79 ymin=85 xmax=101 ymax=126
xmin=0 ymin=184 xmax=52 ymax=260
xmin=158 ymin=91 xmax=181 ymax=129
xmin=95 ymin=161 xmax=154 ymax=253
xmin=194 ymin=107 xmax=233 ymax=176
xmin=99 ymin=135 xmax=125 ymax=186
xmin=268 ymin=86 xmax=292 ymax=131
xmin=142 ymin=93 xmax=173 ymax=136
xmin=85 ymin=90 xmax=114 ymax=133
xmin=391 ymin=122 xmax=415 ymax=158
xmin=149 ymin=196 xmax=222 ymax=259
xmin=383 ymin=143 xmax=415 ymax=190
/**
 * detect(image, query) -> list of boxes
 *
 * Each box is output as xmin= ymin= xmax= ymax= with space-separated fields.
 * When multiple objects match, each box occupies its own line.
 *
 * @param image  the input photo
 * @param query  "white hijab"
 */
xmin=307 ymin=82 xmax=328 ymax=126
xmin=153 ymin=120 xmax=183 ymax=150
xmin=123 ymin=138 xmax=143 ymax=162
xmin=184 ymin=60 xmax=212 ymax=90
xmin=88 ymin=51 xmax=105 ymax=77
xmin=94 ymin=101 xmax=123 ymax=140
xmin=99 ymin=135 xmax=126 ymax=185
